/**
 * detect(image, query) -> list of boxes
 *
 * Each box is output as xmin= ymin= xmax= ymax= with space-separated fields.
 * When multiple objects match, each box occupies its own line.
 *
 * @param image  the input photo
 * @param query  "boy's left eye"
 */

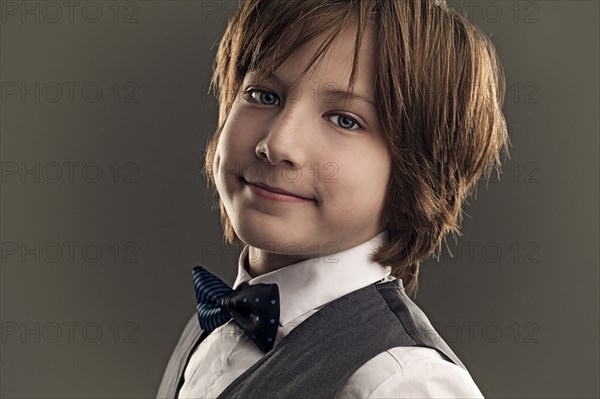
xmin=325 ymin=114 xmax=362 ymax=131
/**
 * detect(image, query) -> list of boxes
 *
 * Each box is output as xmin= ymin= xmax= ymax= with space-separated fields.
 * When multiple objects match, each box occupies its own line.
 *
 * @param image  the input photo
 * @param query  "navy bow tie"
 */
xmin=192 ymin=265 xmax=280 ymax=353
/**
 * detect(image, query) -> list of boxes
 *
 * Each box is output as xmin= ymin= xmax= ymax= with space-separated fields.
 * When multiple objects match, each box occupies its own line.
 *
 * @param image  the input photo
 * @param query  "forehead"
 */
xmin=246 ymin=23 xmax=377 ymax=96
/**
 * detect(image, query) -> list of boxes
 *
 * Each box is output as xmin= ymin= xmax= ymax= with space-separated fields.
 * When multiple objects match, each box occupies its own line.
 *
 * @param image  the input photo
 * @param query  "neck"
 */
xmin=246 ymin=247 xmax=312 ymax=277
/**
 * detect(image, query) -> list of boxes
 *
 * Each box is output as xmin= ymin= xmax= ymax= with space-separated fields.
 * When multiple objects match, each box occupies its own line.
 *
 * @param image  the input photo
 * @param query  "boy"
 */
xmin=158 ymin=0 xmax=509 ymax=397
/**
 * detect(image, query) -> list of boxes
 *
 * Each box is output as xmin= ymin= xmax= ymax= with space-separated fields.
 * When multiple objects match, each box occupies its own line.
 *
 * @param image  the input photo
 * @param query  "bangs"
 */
xmin=211 ymin=0 xmax=379 ymax=103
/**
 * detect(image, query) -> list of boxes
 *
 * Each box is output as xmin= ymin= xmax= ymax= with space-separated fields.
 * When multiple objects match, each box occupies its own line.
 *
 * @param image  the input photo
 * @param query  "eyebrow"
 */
xmin=248 ymin=71 xmax=377 ymax=111
xmin=320 ymin=88 xmax=377 ymax=111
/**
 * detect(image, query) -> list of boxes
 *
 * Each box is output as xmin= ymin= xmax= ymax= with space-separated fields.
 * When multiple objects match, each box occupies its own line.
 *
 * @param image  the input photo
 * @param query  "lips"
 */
xmin=242 ymin=177 xmax=314 ymax=201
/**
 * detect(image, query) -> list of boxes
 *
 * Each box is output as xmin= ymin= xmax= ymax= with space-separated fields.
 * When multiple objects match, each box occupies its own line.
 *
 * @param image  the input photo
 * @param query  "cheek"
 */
xmin=322 ymin=152 xmax=390 ymax=213
xmin=328 ymin=145 xmax=390 ymax=191
xmin=216 ymin=109 xmax=261 ymax=166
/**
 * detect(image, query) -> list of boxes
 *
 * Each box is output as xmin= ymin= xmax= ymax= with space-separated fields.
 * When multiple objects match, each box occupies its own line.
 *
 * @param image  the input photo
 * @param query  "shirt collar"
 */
xmin=232 ymin=230 xmax=392 ymax=327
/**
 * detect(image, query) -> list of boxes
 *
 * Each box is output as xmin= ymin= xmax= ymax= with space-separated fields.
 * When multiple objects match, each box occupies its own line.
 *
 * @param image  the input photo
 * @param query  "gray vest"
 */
xmin=156 ymin=279 xmax=466 ymax=399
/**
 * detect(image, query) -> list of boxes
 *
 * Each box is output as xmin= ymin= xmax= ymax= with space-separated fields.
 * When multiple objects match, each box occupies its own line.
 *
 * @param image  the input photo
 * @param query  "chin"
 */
xmin=235 ymin=223 xmax=306 ymax=253
xmin=238 ymin=227 xmax=287 ymax=250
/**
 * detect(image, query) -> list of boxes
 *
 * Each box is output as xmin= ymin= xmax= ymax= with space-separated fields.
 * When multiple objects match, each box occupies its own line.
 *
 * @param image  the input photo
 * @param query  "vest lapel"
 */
xmin=156 ymin=313 xmax=209 ymax=399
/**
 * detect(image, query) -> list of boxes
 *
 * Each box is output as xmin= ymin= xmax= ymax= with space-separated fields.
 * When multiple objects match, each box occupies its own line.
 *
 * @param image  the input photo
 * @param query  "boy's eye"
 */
xmin=243 ymin=87 xmax=363 ymax=132
xmin=326 ymin=114 xmax=363 ymax=131
xmin=243 ymin=88 xmax=280 ymax=106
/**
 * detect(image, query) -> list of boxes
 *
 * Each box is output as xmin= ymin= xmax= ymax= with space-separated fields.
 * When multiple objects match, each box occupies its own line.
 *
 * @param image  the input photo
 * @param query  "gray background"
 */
xmin=1 ymin=0 xmax=598 ymax=398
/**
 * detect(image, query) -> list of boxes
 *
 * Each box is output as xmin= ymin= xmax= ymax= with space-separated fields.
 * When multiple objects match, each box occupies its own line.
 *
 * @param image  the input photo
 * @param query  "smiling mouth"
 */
xmin=240 ymin=177 xmax=315 ymax=204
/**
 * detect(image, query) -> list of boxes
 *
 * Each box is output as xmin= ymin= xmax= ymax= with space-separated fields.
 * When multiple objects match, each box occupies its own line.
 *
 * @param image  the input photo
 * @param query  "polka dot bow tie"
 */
xmin=192 ymin=265 xmax=280 ymax=353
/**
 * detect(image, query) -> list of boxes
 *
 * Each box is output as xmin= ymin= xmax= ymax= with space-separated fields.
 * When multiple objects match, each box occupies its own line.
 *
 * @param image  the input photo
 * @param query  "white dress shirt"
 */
xmin=179 ymin=231 xmax=484 ymax=398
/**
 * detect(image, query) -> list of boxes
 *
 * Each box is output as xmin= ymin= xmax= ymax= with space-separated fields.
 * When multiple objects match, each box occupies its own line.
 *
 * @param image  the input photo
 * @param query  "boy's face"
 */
xmin=214 ymin=23 xmax=391 ymax=266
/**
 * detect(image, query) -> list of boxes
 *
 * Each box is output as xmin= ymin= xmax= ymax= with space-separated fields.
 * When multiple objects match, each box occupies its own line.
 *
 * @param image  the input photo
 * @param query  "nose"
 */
xmin=255 ymin=100 xmax=309 ymax=168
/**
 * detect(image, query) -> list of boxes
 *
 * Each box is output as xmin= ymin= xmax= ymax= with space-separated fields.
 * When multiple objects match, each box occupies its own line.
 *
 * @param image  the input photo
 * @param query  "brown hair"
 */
xmin=203 ymin=0 xmax=510 ymax=298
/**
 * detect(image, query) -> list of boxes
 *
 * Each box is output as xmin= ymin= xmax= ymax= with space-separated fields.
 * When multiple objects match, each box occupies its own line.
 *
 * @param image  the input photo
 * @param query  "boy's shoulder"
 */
xmin=337 ymin=346 xmax=484 ymax=398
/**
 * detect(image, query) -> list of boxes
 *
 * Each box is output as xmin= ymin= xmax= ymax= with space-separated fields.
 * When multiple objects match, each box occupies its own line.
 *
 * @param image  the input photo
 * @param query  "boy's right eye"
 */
xmin=243 ymin=88 xmax=280 ymax=106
